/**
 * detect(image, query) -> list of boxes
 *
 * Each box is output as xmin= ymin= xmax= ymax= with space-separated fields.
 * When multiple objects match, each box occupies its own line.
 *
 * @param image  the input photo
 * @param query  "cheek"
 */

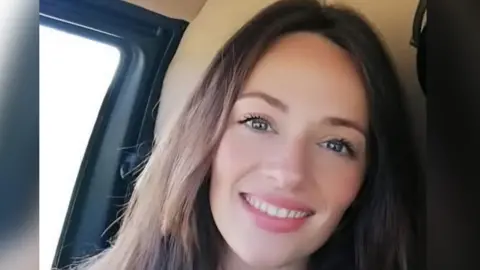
xmin=311 ymin=156 xmax=364 ymax=209
xmin=213 ymin=130 xmax=250 ymax=185
xmin=212 ymin=126 xmax=274 ymax=186
xmin=211 ymin=127 xmax=264 ymax=204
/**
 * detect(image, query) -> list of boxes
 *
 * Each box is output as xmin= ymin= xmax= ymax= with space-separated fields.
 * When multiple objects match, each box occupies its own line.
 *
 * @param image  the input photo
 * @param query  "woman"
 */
xmin=75 ymin=0 xmax=421 ymax=269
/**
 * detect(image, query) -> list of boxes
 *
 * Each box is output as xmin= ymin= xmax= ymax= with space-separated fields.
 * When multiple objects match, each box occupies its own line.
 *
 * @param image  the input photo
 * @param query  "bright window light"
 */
xmin=39 ymin=25 xmax=121 ymax=270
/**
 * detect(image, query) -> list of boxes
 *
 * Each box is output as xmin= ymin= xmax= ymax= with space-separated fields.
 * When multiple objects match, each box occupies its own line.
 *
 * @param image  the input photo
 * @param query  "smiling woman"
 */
xmin=210 ymin=32 xmax=368 ymax=270
xmin=72 ymin=0 xmax=421 ymax=270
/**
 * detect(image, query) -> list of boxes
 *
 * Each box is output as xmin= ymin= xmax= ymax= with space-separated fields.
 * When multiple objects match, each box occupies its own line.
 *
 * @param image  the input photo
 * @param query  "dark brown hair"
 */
xmin=73 ymin=0 xmax=421 ymax=269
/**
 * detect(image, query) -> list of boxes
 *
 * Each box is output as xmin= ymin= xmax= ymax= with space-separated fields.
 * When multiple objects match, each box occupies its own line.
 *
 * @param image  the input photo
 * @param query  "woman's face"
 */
xmin=210 ymin=32 xmax=368 ymax=269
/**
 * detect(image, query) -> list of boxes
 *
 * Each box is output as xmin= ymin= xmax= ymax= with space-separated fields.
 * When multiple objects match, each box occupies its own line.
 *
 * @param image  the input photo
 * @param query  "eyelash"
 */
xmin=238 ymin=114 xmax=274 ymax=133
xmin=238 ymin=113 xmax=356 ymax=158
xmin=318 ymin=138 xmax=357 ymax=158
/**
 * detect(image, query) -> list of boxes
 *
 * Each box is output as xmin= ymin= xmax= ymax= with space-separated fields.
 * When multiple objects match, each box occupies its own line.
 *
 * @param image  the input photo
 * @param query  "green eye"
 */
xmin=319 ymin=139 xmax=355 ymax=157
xmin=239 ymin=115 xmax=273 ymax=132
xmin=251 ymin=118 xmax=269 ymax=131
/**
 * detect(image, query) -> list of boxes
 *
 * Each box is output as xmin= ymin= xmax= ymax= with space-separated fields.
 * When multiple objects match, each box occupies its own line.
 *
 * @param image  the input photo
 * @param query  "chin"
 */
xmin=240 ymin=257 xmax=288 ymax=269
xmin=234 ymin=246 xmax=302 ymax=269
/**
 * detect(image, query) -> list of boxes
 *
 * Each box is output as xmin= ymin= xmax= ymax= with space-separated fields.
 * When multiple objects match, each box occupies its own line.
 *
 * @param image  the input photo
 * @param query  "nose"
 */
xmin=267 ymin=137 xmax=308 ymax=189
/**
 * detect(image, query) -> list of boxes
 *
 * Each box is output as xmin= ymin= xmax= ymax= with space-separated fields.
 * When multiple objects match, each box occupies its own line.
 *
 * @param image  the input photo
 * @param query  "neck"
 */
xmin=218 ymin=248 xmax=309 ymax=270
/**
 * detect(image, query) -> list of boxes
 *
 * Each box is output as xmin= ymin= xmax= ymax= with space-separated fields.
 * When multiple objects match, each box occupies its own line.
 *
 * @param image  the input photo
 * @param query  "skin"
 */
xmin=210 ymin=32 xmax=369 ymax=270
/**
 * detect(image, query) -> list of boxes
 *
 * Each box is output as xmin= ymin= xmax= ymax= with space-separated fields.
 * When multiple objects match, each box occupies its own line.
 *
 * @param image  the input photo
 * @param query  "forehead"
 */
xmin=243 ymin=32 xmax=368 ymax=126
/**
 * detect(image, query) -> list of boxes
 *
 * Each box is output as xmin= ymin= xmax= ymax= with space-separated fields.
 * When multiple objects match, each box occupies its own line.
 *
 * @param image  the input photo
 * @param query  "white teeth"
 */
xmin=267 ymin=205 xmax=277 ymax=216
xmin=277 ymin=208 xmax=288 ymax=218
xmin=260 ymin=202 xmax=268 ymax=212
xmin=254 ymin=200 xmax=261 ymax=209
xmin=244 ymin=194 xmax=311 ymax=219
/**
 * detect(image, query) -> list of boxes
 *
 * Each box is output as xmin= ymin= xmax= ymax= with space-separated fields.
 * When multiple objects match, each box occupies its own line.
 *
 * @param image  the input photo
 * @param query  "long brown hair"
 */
xmin=72 ymin=0 xmax=421 ymax=269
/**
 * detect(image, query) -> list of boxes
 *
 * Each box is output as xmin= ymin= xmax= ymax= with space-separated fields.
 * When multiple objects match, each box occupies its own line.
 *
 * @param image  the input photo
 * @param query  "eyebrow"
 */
xmin=322 ymin=116 xmax=367 ymax=137
xmin=238 ymin=92 xmax=288 ymax=112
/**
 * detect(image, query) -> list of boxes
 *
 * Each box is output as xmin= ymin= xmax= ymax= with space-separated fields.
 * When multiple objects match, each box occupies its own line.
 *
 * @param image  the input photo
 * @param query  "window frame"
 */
xmin=39 ymin=0 xmax=188 ymax=268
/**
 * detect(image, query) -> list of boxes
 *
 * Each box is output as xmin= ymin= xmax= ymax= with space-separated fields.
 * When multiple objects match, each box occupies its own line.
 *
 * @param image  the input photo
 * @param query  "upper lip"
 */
xmin=242 ymin=192 xmax=315 ymax=214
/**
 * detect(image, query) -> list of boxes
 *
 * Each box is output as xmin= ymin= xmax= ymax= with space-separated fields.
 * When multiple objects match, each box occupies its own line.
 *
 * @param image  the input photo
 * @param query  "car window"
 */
xmin=39 ymin=25 xmax=121 ymax=270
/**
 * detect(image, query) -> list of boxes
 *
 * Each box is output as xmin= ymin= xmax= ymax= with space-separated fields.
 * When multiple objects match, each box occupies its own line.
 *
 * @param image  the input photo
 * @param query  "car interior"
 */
xmin=36 ymin=0 xmax=427 ymax=269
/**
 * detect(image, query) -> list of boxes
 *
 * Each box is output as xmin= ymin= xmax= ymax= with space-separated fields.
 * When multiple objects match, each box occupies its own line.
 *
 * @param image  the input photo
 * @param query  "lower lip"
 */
xmin=240 ymin=194 xmax=310 ymax=233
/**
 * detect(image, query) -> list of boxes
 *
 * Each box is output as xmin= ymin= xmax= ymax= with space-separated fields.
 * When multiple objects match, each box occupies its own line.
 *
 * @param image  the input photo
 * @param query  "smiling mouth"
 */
xmin=240 ymin=193 xmax=314 ymax=219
